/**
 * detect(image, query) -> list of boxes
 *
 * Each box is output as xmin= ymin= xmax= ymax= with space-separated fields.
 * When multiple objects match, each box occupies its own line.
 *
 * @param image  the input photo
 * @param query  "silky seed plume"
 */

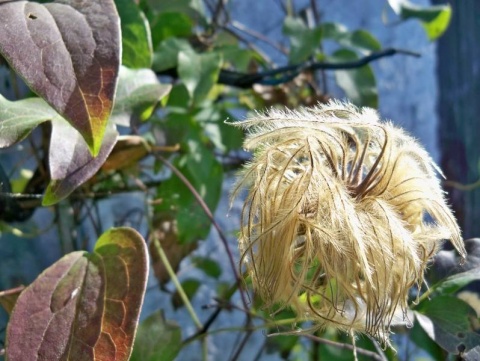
xmin=230 ymin=100 xmax=466 ymax=345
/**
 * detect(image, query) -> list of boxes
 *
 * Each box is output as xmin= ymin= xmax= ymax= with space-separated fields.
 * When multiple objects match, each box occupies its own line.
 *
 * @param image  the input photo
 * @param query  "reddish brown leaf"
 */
xmin=5 ymin=228 xmax=148 ymax=361
xmin=0 ymin=1 xmax=121 ymax=156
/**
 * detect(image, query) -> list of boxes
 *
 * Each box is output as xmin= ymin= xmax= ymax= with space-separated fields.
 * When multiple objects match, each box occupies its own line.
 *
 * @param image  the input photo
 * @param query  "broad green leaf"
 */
xmin=320 ymin=22 xmax=348 ymax=40
xmin=0 ymin=95 xmax=60 ymax=148
xmin=146 ymin=0 xmax=206 ymax=24
xmin=115 ymin=0 xmax=153 ymax=68
xmin=42 ymin=119 xmax=118 ymax=206
xmin=195 ymin=105 xmax=244 ymax=152
xmin=111 ymin=66 xmax=171 ymax=127
xmin=178 ymin=50 xmax=223 ymax=105
xmin=215 ymin=45 xmax=253 ymax=72
xmin=346 ymin=30 xmax=381 ymax=52
xmin=410 ymin=317 xmax=445 ymax=360
xmin=430 ymin=268 xmax=480 ymax=296
xmin=415 ymin=296 xmax=480 ymax=354
xmin=283 ymin=16 xmax=322 ymax=63
xmin=156 ymin=117 xmax=223 ymax=243
xmin=150 ymin=12 xmax=193 ymax=46
xmin=192 ymin=257 xmax=222 ymax=279
xmin=0 ymin=1 xmax=121 ymax=156
xmin=320 ymin=23 xmax=381 ymax=53
xmin=331 ymin=49 xmax=378 ymax=108
xmin=6 ymin=227 xmax=148 ymax=361
xmin=130 ymin=311 xmax=182 ymax=361
xmin=152 ymin=38 xmax=193 ymax=72
xmin=388 ymin=0 xmax=451 ymax=40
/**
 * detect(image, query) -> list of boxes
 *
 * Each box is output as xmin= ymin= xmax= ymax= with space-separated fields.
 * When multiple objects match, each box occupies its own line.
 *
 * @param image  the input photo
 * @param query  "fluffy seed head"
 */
xmin=231 ymin=101 xmax=466 ymax=344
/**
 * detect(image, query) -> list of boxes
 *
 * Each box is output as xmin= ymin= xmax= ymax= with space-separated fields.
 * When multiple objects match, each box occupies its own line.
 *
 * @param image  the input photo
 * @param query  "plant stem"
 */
xmin=151 ymin=237 xmax=203 ymax=329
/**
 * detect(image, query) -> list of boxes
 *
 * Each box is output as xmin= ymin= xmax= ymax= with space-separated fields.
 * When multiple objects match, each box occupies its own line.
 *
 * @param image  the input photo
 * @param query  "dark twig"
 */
xmin=158 ymin=48 xmax=420 ymax=88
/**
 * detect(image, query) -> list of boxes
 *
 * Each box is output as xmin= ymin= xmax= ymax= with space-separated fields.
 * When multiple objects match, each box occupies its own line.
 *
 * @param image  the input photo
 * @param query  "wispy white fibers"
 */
xmin=231 ymin=101 xmax=466 ymax=345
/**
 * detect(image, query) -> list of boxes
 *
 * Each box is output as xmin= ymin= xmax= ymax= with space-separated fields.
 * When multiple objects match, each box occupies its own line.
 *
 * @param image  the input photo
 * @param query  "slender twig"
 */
xmin=152 ymin=237 xmax=203 ymax=328
xmin=301 ymin=334 xmax=385 ymax=361
xmin=154 ymin=153 xmax=249 ymax=311
xmin=229 ymin=20 xmax=288 ymax=54
xmin=444 ymin=178 xmax=480 ymax=191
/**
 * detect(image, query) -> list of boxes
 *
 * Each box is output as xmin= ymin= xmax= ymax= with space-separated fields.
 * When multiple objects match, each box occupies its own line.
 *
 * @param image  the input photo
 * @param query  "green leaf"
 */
xmin=415 ymin=296 xmax=480 ymax=354
xmin=320 ymin=23 xmax=381 ymax=53
xmin=5 ymin=227 xmax=148 ymax=361
xmin=146 ymin=0 xmax=205 ymax=24
xmin=115 ymin=0 xmax=153 ymax=68
xmin=152 ymin=38 xmax=193 ymax=72
xmin=192 ymin=257 xmax=222 ymax=279
xmin=0 ymin=0 xmax=121 ymax=156
xmin=388 ymin=0 xmax=451 ymax=40
xmin=172 ymin=279 xmax=200 ymax=309
xmin=429 ymin=268 xmax=480 ymax=297
xmin=112 ymin=66 xmax=171 ymax=126
xmin=150 ymin=12 xmax=193 ymax=46
xmin=0 ymin=95 xmax=60 ymax=148
xmin=320 ymin=22 xmax=349 ymax=40
xmin=283 ymin=16 xmax=322 ymax=63
xmin=347 ymin=30 xmax=381 ymax=52
xmin=410 ymin=317 xmax=445 ymax=360
xmin=195 ymin=105 xmax=244 ymax=152
xmin=156 ymin=118 xmax=223 ymax=243
xmin=178 ymin=50 xmax=223 ymax=105
xmin=331 ymin=49 xmax=378 ymax=108
xmin=130 ymin=311 xmax=182 ymax=361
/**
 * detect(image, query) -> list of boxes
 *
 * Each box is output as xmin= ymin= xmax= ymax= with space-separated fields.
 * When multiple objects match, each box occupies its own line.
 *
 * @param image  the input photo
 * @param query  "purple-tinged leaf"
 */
xmin=0 ymin=0 xmax=121 ymax=156
xmin=5 ymin=227 xmax=148 ymax=361
xmin=42 ymin=119 xmax=118 ymax=206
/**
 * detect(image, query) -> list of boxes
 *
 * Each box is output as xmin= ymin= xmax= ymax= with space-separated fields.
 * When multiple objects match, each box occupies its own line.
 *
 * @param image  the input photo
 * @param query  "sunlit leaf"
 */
xmin=431 ymin=268 xmax=480 ymax=296
xmin=321 ymin=23 xmax=381 ymax=53
xmin=0 ymin=0 xmax=121 ymax=156
xmin=415 ymin=296 xmax=480 ymax=354
xmin=388 ymin=0 xmax=451 ymax=40
xmin=178 ymin=50 xmax=222 ymax=105
xmin=331 ymin=49 xmax=378 ymax=107
xmin=152 ymin=38 xmax=193 ymax=72
xmin=42 ymin=119 xmax=118 ymax=206
xmin=0 ymin=95 xmax=60 ymax=148
xmin=115 ymin=0 xmax=153 ymax=68
xmin=130 ymin=311 xmax=182 ymax=361
xmin=283 ymin=16 xmax=322 ymax=63
xmin=111 ymin=66 xmax=171 ymax=127
xmin=5 ymin=227 xmax=148 ymax=361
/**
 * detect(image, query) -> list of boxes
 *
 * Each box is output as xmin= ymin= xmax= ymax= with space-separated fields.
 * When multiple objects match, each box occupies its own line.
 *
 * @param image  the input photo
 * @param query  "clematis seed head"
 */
xmin=231 ymin=101 xmax=466 ymax=345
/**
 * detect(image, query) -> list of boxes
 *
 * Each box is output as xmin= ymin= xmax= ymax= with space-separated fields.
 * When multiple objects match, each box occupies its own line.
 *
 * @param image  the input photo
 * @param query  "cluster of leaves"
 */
xmin=0 ymin=0 xmax=474 ymax=360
